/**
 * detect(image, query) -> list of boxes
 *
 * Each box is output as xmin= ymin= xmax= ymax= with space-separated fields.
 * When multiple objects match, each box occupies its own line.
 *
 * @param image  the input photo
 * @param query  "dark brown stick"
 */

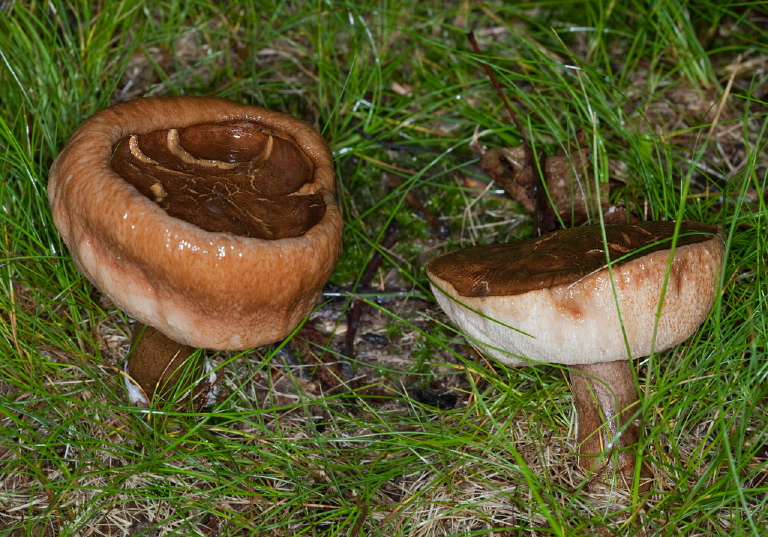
xmin=344 ymin=222 xmax=400 ymax=357
xmin=467 ymin=31 xmax=554 ymax=235
xmin=466 ymin=31 xmax=525 ymax=140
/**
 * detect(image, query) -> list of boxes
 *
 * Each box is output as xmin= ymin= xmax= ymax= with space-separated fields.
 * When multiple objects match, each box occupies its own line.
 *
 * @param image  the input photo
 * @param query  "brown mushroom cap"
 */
xmin=48 ymin=96 xmax=343 ymax=350
xmin=426 ymin=221 xmax=724 ymax=366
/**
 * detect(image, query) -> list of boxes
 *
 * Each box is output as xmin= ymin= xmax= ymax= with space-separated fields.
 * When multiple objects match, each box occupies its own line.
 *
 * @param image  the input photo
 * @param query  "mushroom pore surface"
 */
xmin=48 ymin=97 xmax=343 ymax=350
xmin=426 ymin=220 xmax=724 ymax=366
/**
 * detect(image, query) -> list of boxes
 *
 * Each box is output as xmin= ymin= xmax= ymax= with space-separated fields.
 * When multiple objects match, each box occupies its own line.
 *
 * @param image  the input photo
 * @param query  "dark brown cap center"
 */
xmin=427 ymin=221 xmax=721 ymax=297
xmin=111 ymin=120 xmax=326 ymax=240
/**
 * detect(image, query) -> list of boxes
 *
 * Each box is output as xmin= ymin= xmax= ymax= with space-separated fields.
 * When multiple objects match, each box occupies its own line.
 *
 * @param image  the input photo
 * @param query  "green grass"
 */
xmin=1 ymin=1 xmax=767 ymax=535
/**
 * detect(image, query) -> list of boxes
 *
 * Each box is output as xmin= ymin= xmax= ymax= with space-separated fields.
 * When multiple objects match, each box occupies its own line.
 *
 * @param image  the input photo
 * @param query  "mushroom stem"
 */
xmin=569 ymin=360 xmax=651 ymax=486
xmin=126 ymin=322 xmax=201 ymax=403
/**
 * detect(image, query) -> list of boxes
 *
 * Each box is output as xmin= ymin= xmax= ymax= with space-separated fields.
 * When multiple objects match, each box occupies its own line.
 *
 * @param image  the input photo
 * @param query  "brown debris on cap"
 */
xmin=48 ymin=96 xmax=343 ymax=351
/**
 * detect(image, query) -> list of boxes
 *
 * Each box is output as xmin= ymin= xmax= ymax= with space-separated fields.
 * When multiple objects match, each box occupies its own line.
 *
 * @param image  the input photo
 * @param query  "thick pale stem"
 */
xmin=569 ymin=360 xmax=651 ymax=487
xmin=126 ymin=322 xmax=200 ymax=402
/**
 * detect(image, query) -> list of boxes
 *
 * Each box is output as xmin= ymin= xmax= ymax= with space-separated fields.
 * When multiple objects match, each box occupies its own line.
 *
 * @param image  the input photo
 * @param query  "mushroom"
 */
xmin=48 ymin=96 xmax=343 ymax=404
xmin=426 ymin=220 xmax=725 ymax=486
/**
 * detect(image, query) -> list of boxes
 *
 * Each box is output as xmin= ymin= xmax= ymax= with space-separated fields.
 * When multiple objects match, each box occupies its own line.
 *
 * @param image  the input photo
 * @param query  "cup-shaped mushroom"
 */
xmin=48 ymin=97 xmax=343 ymax=403
xmin=426 ymin=220 xmax=725 ymax=487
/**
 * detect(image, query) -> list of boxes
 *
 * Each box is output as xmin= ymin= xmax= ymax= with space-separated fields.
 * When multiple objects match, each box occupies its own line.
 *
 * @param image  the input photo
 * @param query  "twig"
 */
xmin=344 ymin=222 xmax=400 ymax=357
xmin=466 ymin=31 xmax=526 ymax=142
xmin=467 ymin=31 xmax=555 ymax=235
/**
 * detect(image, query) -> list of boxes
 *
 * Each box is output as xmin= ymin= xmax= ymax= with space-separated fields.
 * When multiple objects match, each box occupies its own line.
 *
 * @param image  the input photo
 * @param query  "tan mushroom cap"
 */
xmin=48 ymin=97 xmax=343 ymax=350
xmin=426 ymin=221 xmax=725 ymax=366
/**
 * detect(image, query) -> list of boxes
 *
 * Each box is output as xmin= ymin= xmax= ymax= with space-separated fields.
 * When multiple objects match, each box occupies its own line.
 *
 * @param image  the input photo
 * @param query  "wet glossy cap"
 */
xmin=426 ymin=221 xmax=724 ymax=366
xmin=49 ymin=96 xmax=343 ymax=350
